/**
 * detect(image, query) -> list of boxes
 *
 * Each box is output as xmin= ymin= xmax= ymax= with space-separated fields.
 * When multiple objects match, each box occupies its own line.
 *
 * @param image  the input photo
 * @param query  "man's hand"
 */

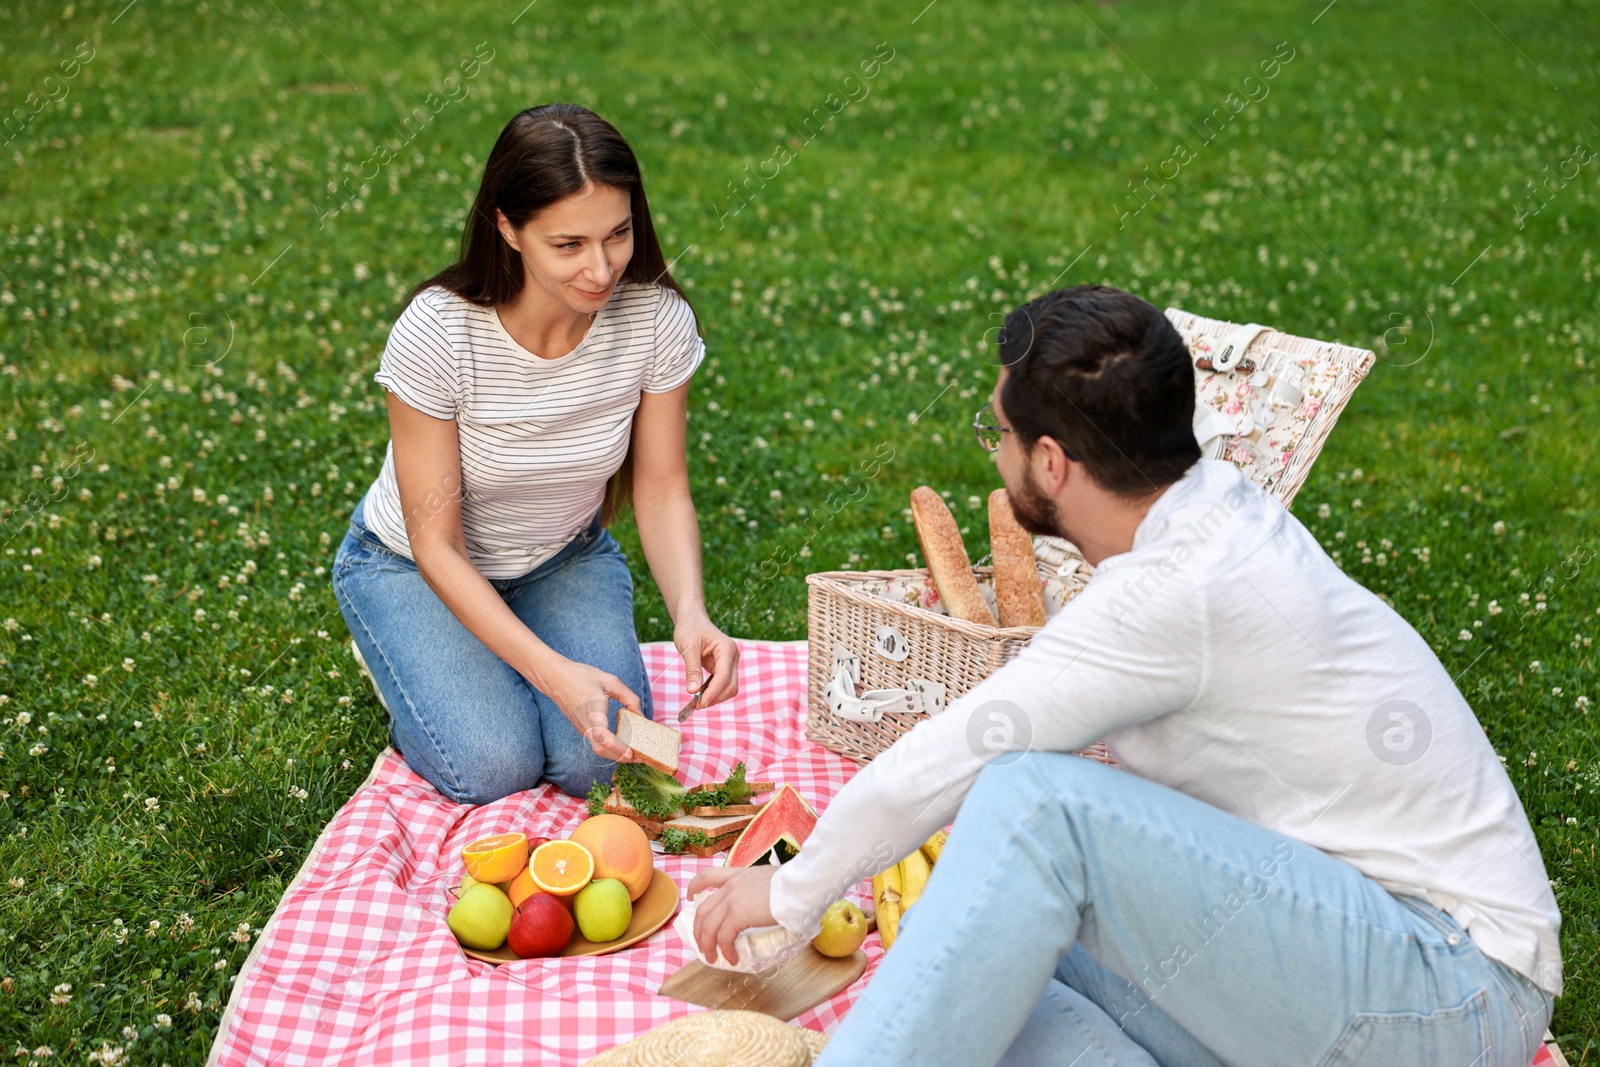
xmin=687 ymin=864 xmax=779 ymax=967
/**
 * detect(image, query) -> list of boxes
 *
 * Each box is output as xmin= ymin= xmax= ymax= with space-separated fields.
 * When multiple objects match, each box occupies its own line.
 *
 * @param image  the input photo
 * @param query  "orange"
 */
xmin=505 ymin=866 xmax=541 ymax=908
xmin=569 ymin=814 xmax=655 ymax=902
xmin=461 ymin=832 xmax=529 ymax=885
xmin=529 ymin=839 xmax=595 ymax=898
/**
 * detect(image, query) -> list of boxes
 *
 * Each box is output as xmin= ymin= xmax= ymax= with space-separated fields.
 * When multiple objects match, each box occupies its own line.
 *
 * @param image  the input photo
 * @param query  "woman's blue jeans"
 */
xmin=330 ymin=494 xmax=654 ymax=804
xmin=819 ymin=752 xmax=1555 ymax=1067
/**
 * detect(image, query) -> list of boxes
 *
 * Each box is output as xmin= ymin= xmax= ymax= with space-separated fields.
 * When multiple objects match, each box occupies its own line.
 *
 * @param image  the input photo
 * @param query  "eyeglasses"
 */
xmin=971 ymin=406 xmax=1082 ymax=461
xmin=972 ymin=407 xmax=1012 ymax=454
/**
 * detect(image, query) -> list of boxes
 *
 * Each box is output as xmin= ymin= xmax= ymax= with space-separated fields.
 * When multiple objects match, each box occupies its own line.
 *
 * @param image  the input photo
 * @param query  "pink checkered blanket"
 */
xmin=208 ymin=639 xmax=1565 ymax=1067
xmin=208 ymin=640 xmax=876 ymax=1066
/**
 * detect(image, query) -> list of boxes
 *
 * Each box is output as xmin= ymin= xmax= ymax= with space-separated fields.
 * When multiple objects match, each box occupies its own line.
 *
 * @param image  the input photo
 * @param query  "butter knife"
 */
xmin=677 ymin=675 xmax=713 ymax=723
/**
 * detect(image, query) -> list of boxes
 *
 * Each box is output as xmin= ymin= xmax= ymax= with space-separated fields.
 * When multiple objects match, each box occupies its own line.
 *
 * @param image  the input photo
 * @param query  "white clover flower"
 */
xmin=184 ymin=991 xmax=203 ymax=1013
xmin=49 ymin=983 xmax=71 ymax=1005
xmin=28 ymin=743 xmax=47 ymax=756
xmin=1493 ymin=521 xmax=1506 ymax=535
xmin=231 ymin=922 xmax=251 ymax=944
xmin=7 ymin=877 xmax=22 ymax=888
xmin=122 ymin=658 xmax=135 ymax=671
xmin=155 ymin=1014 xmax=172 ymax=1028
xmin=144 ymin=797 xmax=160 ymax=813
xmin=15 ymin=711 xmax=30 ymax=726
xmin=2 ymin=618 xmax=17 ymax=631
xmin=1488 ymin=600 xmax=1501 ymax=615
xmin=83 ymin=674 xmax=97 ymax=688
xmin=1457 ymin=630 xmax=1473 ymax=641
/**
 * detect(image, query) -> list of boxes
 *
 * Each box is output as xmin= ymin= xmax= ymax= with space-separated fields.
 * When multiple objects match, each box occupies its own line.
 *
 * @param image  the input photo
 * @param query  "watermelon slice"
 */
xmin=723 ymin=785 xmax=819 ymax=868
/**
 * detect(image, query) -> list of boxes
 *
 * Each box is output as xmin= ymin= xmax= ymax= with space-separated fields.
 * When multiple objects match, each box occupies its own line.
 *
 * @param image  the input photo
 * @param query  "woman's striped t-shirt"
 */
xmin=359 ymin=280 xmax=705 ymax=579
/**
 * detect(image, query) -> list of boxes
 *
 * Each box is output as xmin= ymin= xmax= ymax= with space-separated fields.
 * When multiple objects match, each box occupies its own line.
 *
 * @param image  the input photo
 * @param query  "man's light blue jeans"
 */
xmin=330 ymin=494 xmax=654 ymax=804
xmin=819 ymin=752 xmax=1554 ymax=1067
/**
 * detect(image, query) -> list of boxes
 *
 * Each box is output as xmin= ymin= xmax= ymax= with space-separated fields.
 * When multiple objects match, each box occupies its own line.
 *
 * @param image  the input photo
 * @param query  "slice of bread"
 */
xmin=687 ymin=803 xmax=764 ymax=818
xmin=663 ymin=812 xmax=751 ymax=857
xmin=682 ymin=836 xmax=738 ymax=858
xmin=664 ymin=812 xmax=755 ymax=835
xmin=604 ymin=786 xmax=683 ymax=826
xmin=615 ymin=708 xmax=681 ymax=775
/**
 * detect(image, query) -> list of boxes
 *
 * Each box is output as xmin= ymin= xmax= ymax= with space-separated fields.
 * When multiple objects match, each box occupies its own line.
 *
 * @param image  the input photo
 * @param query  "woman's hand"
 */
xmin=687 ymin=865 xmax=778 ymax=967
xmin=534 ymin=656 xmax=642 ymax=762
xmin=673 ymin=614 xmax=740 ymax=707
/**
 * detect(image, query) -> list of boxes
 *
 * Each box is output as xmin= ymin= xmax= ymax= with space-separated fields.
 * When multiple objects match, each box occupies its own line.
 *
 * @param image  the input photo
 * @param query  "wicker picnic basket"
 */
xmin=805 ymin=308 xmax=1377 ymax=764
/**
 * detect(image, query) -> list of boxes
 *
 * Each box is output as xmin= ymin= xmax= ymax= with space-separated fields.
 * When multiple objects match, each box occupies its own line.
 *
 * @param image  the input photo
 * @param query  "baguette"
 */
xmin=910 ymin=486 xmax=996 ymax=626
xmin=615 ymin=708 xmax=681 ymax=775
xmin=988 ymin=488 xmax=1048 ymax=628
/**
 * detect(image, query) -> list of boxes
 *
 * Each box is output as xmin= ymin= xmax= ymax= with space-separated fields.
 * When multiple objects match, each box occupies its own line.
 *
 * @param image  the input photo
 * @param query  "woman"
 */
xmin=332 ymin=103 xmax=739 ymax=804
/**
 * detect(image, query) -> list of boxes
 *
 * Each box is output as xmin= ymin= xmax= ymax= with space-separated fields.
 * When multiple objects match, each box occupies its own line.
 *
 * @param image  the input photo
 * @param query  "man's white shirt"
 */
xmin=770 ymin=459 xmax=1562 ymax=996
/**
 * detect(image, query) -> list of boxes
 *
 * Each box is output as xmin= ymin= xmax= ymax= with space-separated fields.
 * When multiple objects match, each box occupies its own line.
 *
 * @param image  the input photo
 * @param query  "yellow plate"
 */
xmin=451 ymin=868 xmax=679 ymax=963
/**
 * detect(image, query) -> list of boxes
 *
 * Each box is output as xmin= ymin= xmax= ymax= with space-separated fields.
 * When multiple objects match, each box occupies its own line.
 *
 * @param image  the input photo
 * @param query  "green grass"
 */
xmin=2 ymin=0 xmax=1597 ymax=1058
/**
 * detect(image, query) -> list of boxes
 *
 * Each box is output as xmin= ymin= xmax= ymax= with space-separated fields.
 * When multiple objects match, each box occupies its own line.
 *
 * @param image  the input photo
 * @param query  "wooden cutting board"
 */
xmin=657 ymin=947 xmax=867 ymax=1021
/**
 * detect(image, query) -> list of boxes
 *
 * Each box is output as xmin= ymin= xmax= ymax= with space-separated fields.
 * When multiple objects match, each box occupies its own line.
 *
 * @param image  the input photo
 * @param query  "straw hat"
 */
xmin=584 ymin=1010 xmax=829 ymax=1067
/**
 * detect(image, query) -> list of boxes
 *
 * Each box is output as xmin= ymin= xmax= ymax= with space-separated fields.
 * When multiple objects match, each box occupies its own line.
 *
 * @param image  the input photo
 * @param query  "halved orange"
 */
xmin=529 ymin=839 xmax=595 ymax=898
xmin=505 ymin=866 xmax=541 ymax=908
xmin=461 ymin=832 xmax=529 ymax=884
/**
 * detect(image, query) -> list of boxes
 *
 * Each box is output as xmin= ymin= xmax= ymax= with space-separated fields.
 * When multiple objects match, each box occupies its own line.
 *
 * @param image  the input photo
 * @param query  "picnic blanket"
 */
xmin=208 ymin=639 xmax=874 ymax=1067
xmin=209 ymin=639 xmax=1568 ymax=1067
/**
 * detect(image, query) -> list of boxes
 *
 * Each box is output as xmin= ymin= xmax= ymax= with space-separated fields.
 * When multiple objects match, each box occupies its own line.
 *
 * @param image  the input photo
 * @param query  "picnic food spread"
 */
xmin=447 ymin=709 xmax=839 ymax=964
xmin=590 ymin=757 xmax=816 ymax=859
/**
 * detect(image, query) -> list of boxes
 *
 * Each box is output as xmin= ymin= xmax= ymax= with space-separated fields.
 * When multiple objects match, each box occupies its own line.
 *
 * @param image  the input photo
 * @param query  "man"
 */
xmin=691 ymin=285 xmax=1560 ymax=1066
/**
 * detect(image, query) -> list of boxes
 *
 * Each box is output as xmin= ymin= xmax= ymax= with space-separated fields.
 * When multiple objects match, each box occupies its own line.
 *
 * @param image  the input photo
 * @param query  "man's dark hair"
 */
xmin=997 ymin=285 xmax=1200 ymax=498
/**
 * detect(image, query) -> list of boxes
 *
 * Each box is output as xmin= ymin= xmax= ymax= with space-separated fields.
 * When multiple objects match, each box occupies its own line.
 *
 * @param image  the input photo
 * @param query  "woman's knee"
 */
xmin=543 ymin=755 xmax=616 ymax=800
xmin=423 ymin=751 xmax=544 ymax=806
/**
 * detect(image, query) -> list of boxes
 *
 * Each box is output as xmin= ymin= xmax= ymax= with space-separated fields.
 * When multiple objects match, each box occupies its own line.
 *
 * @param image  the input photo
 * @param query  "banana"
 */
xmin=920 ymin=828 xmax=948 ymax=867
xmin=872 ymin=864 xmax=904 ymax=950
xmin=898 ymin=849 xmax=931 ymax=913
xmin=876 ymin=896 xmax=901 ymax=949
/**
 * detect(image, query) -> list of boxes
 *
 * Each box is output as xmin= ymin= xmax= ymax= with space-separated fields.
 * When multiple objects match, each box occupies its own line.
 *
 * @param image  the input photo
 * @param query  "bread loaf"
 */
xmin=988 ymin=488 xmax=1048 ymax=628
xmin=910 ymin=486 xmax=996 ymax=626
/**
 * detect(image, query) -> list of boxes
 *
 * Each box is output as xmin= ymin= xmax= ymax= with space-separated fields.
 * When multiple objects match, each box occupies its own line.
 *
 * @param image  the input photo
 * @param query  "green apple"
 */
xmin=573 ymin=878 xmax=632 ymax=942
xmin=448 ymin=883 xmax=513 ymax=950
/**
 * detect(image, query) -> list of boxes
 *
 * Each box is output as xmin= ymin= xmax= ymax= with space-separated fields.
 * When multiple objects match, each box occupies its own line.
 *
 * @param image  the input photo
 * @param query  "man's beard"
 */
xmin=1005 ymin=463 xmax=1064 ymax=538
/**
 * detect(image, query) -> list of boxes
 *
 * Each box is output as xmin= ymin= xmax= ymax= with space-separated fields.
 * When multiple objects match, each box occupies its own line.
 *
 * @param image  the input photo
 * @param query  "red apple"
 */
xmin=507 ymin=893 xmax=575 ymax=958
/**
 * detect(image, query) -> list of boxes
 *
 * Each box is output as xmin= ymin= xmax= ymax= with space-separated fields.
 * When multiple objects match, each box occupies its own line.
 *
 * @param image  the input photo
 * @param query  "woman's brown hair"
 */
xmin=401 ymin=103 xmax=696 ymax=527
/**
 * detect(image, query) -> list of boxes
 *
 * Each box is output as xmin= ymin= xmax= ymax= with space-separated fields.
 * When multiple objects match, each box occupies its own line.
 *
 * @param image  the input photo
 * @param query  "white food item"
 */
xmin=673 ymin=893 xmax=811 ymax=974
